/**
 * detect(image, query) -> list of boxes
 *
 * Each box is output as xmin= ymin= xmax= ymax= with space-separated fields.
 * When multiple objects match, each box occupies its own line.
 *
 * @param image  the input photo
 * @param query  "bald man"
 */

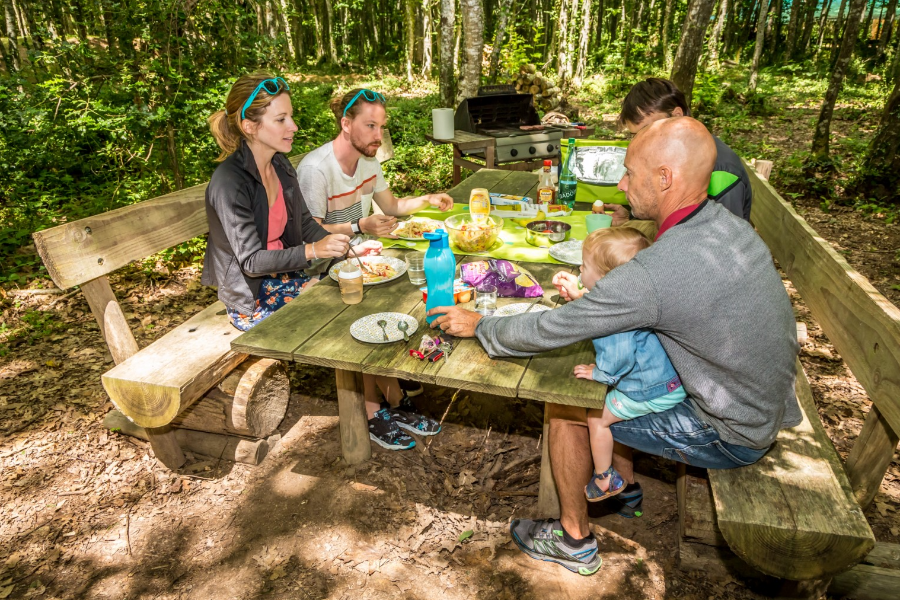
xmin=429 ymin=118 xmax=801 ymax=576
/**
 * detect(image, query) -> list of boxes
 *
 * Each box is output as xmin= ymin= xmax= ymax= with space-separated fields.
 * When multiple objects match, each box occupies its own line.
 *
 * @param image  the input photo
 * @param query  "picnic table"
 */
xmin=230 ymin=168 xmax=608 ymax=515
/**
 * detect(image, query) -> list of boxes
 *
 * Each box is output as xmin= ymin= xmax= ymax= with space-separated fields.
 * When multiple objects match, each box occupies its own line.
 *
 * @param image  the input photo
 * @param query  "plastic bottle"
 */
xmin=558 ymin=138 xmax=578 ymax=210
xmin=423 ymin=229 xmax=456 ymax=325
xmin=536 ymin=160 xmax=556 ymax=206
xmin=338 ymin=261 xmax=363 ymax=305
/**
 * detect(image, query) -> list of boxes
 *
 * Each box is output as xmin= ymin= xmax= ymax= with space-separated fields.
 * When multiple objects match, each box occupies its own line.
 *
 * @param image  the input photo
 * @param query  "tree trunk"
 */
xmin=405 ymin=0 xmax=416 ymax=80
xmin=308 ymin=0 xmax=326 ymax=60
xmin=785 ymin=0 xmax=803 ymax=58
xmin=708 ymin=0 xmax=729 ymax=69
xmin=324 ymin=0 xmax=338 ymax=63
xmin=622 ymin=0 xmax=635 ymax=70
xmin=767 ymin=0 xmax=783 ymax=59
xmin=662 ymin=0 xmax=676 ymax=69
xmin=749 ymin=0 xmax=769 ymax=92
xmin=277 ymin=0 xmax=299 ymax=63
xmin=556 ymin=0 xmax=572 ymax=82
xmin=876 ymin=0 xmax=897 ymax=60
xmin=3 ymin=0 xmax=20 ymax=72
xmin=846 ymin=78 xmax=900 ymax=202
xmin=458 ymin=0 xmax=484 ymax=100
xmin=670 ymin=0 xmax=718 ymax=106
xmin=814 ymin=0 xmax=835 ymax=60
xmin=799 ymin=0 xmax=818 ymax=53
xmin=810 ymin=0 xmax=869 ymax=162
xmin=423 ymin=0 xmax=433 ymax=75
xmin=439 ymin=0 xmax=457 ymax=105
xmin=574 ymin=0 xmax=592 ymax=83
xmin=489 ymin=0 xmax=513 ymax=79
xmin=862 ymin=0 xmax=876 ymax=44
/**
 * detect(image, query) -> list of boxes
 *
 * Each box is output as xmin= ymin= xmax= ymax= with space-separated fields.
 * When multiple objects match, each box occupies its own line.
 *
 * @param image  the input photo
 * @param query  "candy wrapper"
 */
xmin=460 ymin=260 xmax=544 ymax=298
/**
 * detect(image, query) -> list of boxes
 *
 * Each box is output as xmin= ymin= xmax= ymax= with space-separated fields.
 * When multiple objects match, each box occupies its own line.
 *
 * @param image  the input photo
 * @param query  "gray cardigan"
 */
xmin=476 ymin=201 xmax=801 ymax=449
xmin=202 ymin=141 xmax=329 ymax=314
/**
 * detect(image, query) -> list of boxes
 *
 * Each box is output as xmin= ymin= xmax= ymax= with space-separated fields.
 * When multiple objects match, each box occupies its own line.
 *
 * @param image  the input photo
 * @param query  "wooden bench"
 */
xmin=671 ymin=161 xmax=900 ymax=594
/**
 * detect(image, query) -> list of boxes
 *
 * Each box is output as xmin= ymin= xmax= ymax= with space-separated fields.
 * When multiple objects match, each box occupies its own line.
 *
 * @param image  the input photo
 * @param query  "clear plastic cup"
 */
xmin=474 ymin=283 xmax=497 ymax=316
xmin=338 ymin=262 xmax=363 ymax=305
xmin=406 ymin=252 xmax=426 ymax=285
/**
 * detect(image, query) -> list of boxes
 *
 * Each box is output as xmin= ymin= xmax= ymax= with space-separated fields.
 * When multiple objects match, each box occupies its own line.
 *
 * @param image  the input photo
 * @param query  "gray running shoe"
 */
xmin=510 ymin=518 xmax=601 ymax=575
xmin=381 ymin=396 xmax=441 ymax=436
xmin=368 ymin=409 xmax=415 ymax=451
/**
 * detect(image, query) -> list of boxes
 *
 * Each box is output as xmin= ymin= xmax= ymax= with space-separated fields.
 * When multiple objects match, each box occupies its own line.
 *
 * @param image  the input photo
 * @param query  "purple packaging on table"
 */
xmin=459 ymin=260 xmax=544 ymax=298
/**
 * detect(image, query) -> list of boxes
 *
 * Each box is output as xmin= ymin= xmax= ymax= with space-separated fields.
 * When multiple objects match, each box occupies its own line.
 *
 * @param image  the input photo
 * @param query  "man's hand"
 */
xmin=427 ymin=305 xmax=482 ymax=337
xmin=607 ymin=203 xmax=631 ymax=227
xmin=552 ymin=271 xmax=584 ymax=302
xmin=360 ymin=214 xmax=398 ymax=237
xmin=426 ymin=193 xmax=454 ymax=212
xmin=353 ymin=239 xmax=383 ymax=256
xmin=313 ymin=233 xmax=351 ymax=259
xmin=573 ymin=364 xmax=594 ymax=380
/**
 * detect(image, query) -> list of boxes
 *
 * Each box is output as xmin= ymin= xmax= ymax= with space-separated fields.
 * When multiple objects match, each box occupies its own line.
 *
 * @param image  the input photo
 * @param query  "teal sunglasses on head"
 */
xmin=343 ymin=89 xmax=386 ymax=118
xmin=240 ymin=77 xmax=290 ymax=121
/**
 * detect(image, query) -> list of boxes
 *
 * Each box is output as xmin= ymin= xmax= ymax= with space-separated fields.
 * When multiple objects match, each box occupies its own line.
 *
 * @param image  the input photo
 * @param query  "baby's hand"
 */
xmin=552 ymin=271 xmax=585 ymax=301
xmin=573 ymin=364 xmax=594 ymax=380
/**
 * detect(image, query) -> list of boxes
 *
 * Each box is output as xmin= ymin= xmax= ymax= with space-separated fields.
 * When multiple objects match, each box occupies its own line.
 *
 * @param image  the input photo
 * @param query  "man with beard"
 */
xmin=298 ymin=88 xmax=453 ymax=240
xmin=297 ymin=88 xmax=452 ymax=447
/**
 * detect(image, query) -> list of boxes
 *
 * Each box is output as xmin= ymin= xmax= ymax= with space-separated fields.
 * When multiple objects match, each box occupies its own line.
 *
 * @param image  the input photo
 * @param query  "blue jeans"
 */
xmin=609 ymin=401 xmax=769 ymax=469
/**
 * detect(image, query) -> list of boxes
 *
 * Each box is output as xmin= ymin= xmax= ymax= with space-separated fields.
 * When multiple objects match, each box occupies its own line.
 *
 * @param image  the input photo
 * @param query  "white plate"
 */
xmin=350 ymin=312 xmax=419 ymax=344
xmin=391 ymin=218 xmax=445 ymax=241
xmin=328 ymin=255 xmax=407 ymax=286
xmin=494 ymin=303 xmax=552 ymax=317
xmin=549 ymin=240 xmax=583 ymax=265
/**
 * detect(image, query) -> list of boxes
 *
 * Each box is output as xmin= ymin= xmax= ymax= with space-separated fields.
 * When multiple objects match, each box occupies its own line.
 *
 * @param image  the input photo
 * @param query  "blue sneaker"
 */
xmin=510 ymin=518 xmax=602 ymax=575
xmin=611 ymin=482 xmax=644 ymax=518
xmin=368 ymin=409 xmax=415 ymax=451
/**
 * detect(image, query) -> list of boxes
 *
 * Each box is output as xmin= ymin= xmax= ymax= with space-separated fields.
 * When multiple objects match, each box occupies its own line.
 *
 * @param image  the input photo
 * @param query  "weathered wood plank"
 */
xmin=828 ymin=564 xmax=900 ymax=600
xmin=845 ymin=405 xmax=900 ymax=509
xmin=102 ymin=301 xmax=248 ymax=428
xmin=488 ymin=171 xmax=539 ymax=196
xmin=747 ymin=161 xmax=900 ymax=438
xmin=708 ymin=358 xmax=875 ymax=580
xmin=447 ymin=169 xmax=511 ymax=204
xmin=230 ymin=281 xmax=348 ymax=360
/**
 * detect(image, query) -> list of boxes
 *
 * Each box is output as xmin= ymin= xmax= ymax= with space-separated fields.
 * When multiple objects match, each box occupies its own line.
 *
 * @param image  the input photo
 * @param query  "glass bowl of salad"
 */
xmin=443 ymin=213 xmax=503 ymax=253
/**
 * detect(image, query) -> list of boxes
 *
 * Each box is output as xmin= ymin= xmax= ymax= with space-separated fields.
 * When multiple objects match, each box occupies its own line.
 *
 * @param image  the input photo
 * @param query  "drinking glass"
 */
xmin=474 ymin=283 xmax=498 ymax=316
xmin=406 ymin=252 xmax=426 ymax=285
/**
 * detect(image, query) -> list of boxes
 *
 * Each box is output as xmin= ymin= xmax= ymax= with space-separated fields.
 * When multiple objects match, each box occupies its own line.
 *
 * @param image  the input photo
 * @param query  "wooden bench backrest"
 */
xmin=746 ymin=161 xmax=900 ymax=505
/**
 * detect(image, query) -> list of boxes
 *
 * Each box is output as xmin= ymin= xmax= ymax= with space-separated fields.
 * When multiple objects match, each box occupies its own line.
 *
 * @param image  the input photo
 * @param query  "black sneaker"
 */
xmin=610 ymin=482 xmax=644 ymax=518
xmin=382 ymin=395 xmax=441 ymax=436
xmin=398 ymin=379 xmax=424 ymax=397
xmin=509 ymin=518 xmax=602 ymax=575
xmin=368 ymin=408 xmax=415 ymax=451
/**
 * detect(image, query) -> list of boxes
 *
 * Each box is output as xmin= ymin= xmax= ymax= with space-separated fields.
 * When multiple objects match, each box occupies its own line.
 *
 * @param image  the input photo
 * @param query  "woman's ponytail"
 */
xmin=208 ymin=109 xmax=242 ymax=162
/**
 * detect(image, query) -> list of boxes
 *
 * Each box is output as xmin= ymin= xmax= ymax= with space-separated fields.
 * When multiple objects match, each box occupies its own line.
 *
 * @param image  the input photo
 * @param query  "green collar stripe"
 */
xmin=708 ymin=171 xmax=740 ymax=198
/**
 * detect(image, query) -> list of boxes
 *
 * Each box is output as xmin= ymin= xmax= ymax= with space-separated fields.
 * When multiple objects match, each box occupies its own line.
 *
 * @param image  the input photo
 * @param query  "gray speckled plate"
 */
xmin=350 ymin=312 xmax=419 ymax=344
xmin=549 ymin=240 xmax=583 ymax=265
xmin=328 ymin=255 xmax=407 ymax=286
xmin=494 ymin=303 xmax=552 ymax=317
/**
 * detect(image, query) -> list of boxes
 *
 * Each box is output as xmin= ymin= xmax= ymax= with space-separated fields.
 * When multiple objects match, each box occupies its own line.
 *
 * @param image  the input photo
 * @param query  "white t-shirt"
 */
xmin=297 ymin=141 xmax=389 ymax=224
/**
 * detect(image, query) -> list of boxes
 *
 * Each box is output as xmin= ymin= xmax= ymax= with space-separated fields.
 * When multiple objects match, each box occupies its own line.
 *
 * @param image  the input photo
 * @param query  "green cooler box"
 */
xmin=560 ymin=139 xmax=630 ymax=206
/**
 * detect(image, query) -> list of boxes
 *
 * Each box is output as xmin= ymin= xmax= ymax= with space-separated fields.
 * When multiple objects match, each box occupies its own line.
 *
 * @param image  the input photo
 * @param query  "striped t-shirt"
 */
xmin=296 ymin=141 xmax=389 ymax=225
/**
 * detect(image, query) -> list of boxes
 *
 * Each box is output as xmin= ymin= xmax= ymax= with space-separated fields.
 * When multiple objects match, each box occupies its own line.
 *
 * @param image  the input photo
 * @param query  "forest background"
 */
xmin=0 ymin=0 xmax=899 ymax=313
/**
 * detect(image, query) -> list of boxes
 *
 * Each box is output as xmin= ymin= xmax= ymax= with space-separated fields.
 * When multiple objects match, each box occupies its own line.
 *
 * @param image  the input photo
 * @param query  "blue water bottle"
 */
xmin=423 ymin=229 xmax=456 ymax=325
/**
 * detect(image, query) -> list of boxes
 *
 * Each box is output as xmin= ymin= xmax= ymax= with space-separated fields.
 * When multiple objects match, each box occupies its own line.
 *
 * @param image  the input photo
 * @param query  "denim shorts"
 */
xmin=609 ymin=401 xmax=769 ymax=469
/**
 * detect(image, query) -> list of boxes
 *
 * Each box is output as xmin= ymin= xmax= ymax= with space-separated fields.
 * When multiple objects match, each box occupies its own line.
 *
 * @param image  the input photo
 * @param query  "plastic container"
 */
xmin=338 ymin=262 xmax=363 ymax=305
xmin=421 ymin=279 xmax=474 ymax=304
xmin=423 ymin=229 xmax=456 ymax=324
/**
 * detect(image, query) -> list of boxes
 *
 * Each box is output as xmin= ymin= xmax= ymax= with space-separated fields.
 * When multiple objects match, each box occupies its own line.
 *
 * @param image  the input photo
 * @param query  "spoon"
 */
xmin=377 ymin=319 xmax=389 ymax=341
xmin=397 ymin=320 xmax=410 ymax=342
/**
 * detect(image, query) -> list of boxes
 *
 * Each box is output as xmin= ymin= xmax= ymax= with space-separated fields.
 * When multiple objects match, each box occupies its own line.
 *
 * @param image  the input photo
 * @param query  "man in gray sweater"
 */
xmin=428 ymin=117 xmax=800 ymax=576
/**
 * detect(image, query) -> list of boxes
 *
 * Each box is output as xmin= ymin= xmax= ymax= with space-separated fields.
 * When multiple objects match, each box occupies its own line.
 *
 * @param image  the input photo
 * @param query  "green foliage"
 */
xmin=498 ymin=22 xmax=546 ymax=80
xmin=0 ymin=307 xmax=69 ymax=356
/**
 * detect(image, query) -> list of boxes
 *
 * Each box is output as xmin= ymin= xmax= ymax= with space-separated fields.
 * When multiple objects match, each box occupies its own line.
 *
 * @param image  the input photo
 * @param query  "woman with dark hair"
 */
xmin=202 ymin=72 xmax=354 ymax=331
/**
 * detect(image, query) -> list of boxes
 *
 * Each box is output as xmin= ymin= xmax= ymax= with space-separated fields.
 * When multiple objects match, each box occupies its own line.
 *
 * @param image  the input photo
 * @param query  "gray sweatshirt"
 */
xmin=476 ymin=201 xmax=801 ymax=449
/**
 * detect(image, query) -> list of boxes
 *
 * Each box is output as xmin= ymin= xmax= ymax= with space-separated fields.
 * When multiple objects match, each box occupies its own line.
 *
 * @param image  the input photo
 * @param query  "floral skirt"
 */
xmin=227 ymin=272 xmax=313 ymax=332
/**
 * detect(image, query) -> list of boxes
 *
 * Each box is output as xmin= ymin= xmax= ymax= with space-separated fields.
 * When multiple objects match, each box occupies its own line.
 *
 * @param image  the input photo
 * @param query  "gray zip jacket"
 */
xmin=202 ymin=141 xmax=329 ymax=314
xmin=476 ymin=201 xmax=801 ymax=449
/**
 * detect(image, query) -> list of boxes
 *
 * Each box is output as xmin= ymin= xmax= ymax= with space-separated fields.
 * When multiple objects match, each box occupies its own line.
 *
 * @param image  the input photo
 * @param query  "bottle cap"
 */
xmin=543 ymin=159 xmax=551 ymax=166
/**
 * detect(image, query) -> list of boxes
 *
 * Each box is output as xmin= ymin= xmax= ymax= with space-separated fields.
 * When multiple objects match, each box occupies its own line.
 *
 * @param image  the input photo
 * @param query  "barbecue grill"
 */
xmin=454 ymin=87 xmax=564 ymax=163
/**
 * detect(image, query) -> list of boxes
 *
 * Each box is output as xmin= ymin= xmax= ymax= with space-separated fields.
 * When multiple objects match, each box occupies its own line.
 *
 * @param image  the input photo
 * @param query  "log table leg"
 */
xmin=536 ymin=404 xmax=561 ymax=517
xmin=335 ymin=369 xmax=371 ymax=464
xmin=485 ymin=144 xmax=496 ymax=170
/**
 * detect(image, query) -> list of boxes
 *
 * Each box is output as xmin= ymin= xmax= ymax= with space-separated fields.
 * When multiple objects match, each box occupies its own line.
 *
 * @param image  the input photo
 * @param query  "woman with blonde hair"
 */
xmin=201 ymin=72 xmax=355 ymax=330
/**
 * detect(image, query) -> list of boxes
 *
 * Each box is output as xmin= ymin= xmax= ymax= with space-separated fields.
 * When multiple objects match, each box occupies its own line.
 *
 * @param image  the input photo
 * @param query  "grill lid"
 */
xmin=454 ymin=92 xmax=541 ymax=134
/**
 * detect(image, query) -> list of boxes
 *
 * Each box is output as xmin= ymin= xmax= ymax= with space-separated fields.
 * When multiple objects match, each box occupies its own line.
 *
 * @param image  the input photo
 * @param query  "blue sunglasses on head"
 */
xmin=343 ymin=89 xmax=386 ymax=118
xmin=240 ymin=77 xmax=290 ymax=121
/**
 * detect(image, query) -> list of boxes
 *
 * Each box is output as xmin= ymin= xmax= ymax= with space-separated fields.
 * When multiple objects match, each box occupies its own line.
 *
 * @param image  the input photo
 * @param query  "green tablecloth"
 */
xmin=377 ymin=205 xmax=591 ymax=265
